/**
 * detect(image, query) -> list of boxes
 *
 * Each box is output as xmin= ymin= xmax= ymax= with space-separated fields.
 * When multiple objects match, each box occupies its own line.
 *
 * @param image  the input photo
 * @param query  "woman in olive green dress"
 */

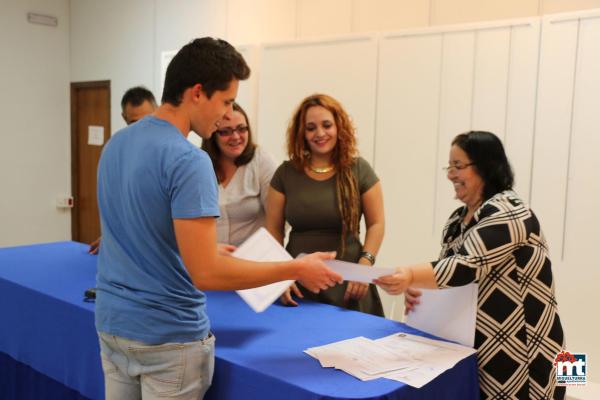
xmin=266 ymin=94 xmax=385 ymax=316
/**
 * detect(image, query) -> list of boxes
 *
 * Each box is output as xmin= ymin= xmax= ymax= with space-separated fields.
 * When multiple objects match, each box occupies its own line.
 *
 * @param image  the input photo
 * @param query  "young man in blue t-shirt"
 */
xmin=95 ymin=38 xmax=341 ymax=400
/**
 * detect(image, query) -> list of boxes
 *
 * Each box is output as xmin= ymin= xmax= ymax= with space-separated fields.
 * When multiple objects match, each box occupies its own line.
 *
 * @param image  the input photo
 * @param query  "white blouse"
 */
xmin=216 ymin=147 xmax=276 ymax=246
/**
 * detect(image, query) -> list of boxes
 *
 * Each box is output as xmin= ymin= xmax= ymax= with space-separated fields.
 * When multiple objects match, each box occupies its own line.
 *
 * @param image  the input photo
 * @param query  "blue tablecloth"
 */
xmin=0 ymin=241 xmax=479 ymax=399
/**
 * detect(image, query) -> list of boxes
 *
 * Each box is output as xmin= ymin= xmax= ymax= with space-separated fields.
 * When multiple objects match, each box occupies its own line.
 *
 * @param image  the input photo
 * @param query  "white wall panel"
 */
xmin=375 ymin=33 xmax=443 ymax=319
xmin=236 ymin=46 xmax=261 ymax=139
xmin=533 ymin=11 xmax=600 ymax=381
xmin=503 ymin=21 xmax=540 ymax=201
xmin=471 ymin=23 xmax=541 ymax=202
xmin=373 ymin=20 xmax=539 ymax=321
xmin=471 ymin=28 xmax=511 ymax=136
xmin=434 ymin=31 xmax=475 ymax=238
xmin=376 ymin=33 xmax=443 ymax=267
xmin=561 ymin=15 xmax=600 ymax=382
xmin=563 ymin=17 xmax=600 ymax=260
xmin=256 ymin=37 xmax=378 ymax=165
xmin=530 ymin=17 xmax=579 ymax=258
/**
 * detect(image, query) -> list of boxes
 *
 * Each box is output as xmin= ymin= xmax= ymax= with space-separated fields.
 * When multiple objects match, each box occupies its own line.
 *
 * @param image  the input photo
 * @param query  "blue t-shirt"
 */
xmin=95 ymin=116 xmax=219 ymax=344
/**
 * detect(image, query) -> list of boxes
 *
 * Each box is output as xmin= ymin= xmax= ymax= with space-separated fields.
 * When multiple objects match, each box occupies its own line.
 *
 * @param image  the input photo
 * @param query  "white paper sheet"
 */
xmin=323 ymin=259 xmax=395 ymax=283
xmin=383 ymin=365 xmax=447 ymax=388
xmin=405 ymin=284 xmax=478 ymax=347
xmin=376 ymin=333 xmax=475 ymax=387
xmin=305 ymin=337 xmax=405 ymax=381
xmin=304 ymin=332 xmax=476 ymax=387
xmin=233 ymin=228 xmax=294 ymax=312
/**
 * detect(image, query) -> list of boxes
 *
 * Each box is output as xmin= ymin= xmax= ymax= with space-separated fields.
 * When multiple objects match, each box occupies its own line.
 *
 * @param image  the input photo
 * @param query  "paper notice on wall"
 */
xmin=88 ymin=126 xmax=104 ymax=146
xmin=159 ymin=50 xmax=177 ymax=100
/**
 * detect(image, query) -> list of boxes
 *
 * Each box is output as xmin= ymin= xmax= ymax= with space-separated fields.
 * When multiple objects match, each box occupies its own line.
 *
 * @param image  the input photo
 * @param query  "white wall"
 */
xmin=2 ymin=0 xmax=600 ymax=248
xmin=0 ymin=0 xmax=71 ymax=246
xmin=67 ymin=0 xmax=600 ymax=134
xmin=532 ymin=9 xmax=600 ymax=384
xmin=70 ymin=0 xmax=155 ymax=134
xmin=256 ymin=36 xmax=378 ymax=165
xmin=374 ymin=18 xmax=541 ymax=275
xmin=2 ymin=0 xmax=599 ymax=381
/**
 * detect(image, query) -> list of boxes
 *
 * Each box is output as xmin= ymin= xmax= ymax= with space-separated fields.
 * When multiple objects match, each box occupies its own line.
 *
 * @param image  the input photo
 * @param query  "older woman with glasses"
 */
xmin=375 ymin=131 xmax=565 ymax=399
xmin=201 ymin=102 xmax=276 ymax=247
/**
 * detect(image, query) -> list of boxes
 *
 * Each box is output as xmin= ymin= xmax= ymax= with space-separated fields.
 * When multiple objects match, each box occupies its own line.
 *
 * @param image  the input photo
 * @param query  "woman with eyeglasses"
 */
xmin=266 ymin=94 xmax=385 ymax=316
xmin=201 ymin=102 xmax=276 ymax=247
xmin=374 ymin=131 xmax=565 ymax=399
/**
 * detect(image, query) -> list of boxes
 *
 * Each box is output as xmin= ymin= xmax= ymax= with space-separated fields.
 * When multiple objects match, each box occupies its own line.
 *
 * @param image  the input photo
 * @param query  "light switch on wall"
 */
xmin=56 ymin=196 xmax=74 ymax=209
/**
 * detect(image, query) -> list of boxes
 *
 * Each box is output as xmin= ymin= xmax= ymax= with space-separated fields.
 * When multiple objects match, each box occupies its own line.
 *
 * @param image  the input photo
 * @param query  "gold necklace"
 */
xmin=309 ymin=164 xmax=334 ymax=174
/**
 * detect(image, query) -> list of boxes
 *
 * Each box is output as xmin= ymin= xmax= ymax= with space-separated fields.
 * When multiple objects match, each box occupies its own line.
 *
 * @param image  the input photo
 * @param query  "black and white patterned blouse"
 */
xmin=433 ymin=190 xmax=565 ymax=399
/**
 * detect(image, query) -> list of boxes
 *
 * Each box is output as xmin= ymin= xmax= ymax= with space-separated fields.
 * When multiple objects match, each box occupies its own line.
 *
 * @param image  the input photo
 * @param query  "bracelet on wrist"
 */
xmin=359 ymin=251 xmax=376 ymax=265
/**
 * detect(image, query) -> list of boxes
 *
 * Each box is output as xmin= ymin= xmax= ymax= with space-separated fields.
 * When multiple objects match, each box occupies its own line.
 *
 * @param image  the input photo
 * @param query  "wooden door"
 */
xmin=70 ymin=81 xmax=110 ymax=243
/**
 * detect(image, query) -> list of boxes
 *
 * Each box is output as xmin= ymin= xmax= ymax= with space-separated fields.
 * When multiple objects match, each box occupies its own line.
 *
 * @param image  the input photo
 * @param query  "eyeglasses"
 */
xmin=443 ymin=162 xmax=474 ymax=173
xmin=215 ymin=125 xmax=248 ymax=137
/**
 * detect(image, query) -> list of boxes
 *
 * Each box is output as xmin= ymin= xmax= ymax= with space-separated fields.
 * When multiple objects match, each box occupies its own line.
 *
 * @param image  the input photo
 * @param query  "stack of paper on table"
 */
xmin=304 ymin=332 xmax=476 ymax=388
xmin=232 ymin=228 xmax=397 ymax=312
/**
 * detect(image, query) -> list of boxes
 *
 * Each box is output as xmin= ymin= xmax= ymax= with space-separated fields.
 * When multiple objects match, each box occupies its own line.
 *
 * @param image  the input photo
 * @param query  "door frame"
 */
xmin=70 ymin=80 xmax=111 ymax=241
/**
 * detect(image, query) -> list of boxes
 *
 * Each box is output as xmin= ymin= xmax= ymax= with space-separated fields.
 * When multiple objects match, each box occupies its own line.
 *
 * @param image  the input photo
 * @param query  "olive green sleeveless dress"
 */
xmin=270 ymin=157 xmax=384 ymax=317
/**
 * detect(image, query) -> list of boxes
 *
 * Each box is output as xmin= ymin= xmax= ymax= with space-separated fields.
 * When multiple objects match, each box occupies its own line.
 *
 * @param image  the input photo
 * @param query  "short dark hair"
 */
xmin=201 ymin=103 xmax=256 ymax=180
xmin=161 ymin=37 xmax=250 ymax=105
xmin=120 ymin=86 xmax=156 ymax=111
xmin=452 ymin=131 xmax=514 ymax=200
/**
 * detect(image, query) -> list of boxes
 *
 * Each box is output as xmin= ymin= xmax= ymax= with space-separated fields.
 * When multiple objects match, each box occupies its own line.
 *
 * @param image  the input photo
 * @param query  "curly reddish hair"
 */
xmin=286 ymin=94 xmax=360 ymax=255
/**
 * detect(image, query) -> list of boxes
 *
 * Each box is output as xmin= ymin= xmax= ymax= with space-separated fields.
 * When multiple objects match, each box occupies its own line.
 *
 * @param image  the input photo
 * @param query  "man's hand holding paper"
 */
xmin=295 ymin=251 xmax=341 ymax=293
xmin=233 ymin=228 xmax=342 ymax=312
